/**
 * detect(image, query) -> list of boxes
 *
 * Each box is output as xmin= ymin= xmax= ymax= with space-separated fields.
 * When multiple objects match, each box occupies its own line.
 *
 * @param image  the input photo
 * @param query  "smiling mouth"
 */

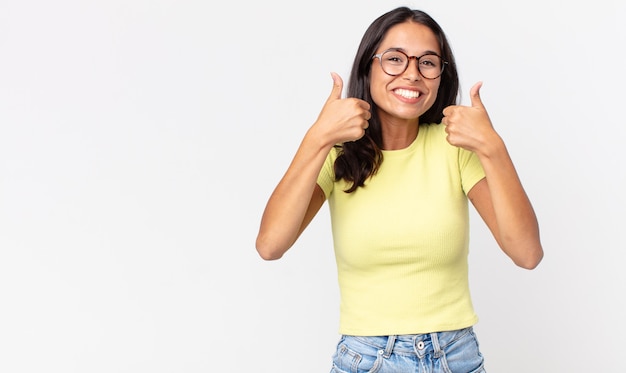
xmin=394 ymin=88 xmax=420 ymax=99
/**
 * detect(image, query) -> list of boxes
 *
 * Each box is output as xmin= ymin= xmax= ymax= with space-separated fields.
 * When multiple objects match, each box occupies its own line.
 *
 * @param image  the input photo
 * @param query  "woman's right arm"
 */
xmin=255 ymin=73 xmax=371 ymax=260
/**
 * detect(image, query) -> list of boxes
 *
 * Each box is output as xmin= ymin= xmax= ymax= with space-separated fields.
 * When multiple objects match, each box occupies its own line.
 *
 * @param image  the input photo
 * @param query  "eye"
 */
xmin=419 ymin=55 xmax=440 ymax=69
xmin=383 ymin=51 xmax=406 ymax=65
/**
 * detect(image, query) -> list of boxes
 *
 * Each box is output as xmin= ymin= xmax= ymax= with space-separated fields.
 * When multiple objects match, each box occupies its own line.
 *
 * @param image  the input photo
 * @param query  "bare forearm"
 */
xmin=256 ymin=130 xmax=332 ymax=259
xmin=256 ymin=73 xmax=371 ymax=260
xmin=443 ymin=82 xmax=543 ymax=268
xmin=477 ymin=137 xmax=543 ymax=268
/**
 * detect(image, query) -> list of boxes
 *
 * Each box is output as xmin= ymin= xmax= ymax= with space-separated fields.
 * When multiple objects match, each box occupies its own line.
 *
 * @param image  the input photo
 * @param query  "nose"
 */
xmin=402 ymin=56 xmax=421 ymax=81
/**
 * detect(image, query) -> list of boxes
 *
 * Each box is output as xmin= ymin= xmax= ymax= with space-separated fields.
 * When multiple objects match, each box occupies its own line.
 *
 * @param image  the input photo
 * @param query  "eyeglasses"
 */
xmin=372 ymin=49 xmax=448 ymax=80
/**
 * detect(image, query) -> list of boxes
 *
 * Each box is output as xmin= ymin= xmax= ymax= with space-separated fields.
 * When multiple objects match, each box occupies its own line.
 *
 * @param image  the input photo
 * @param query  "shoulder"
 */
xmin=317 ymin=146 xmax=341 ymax=197
xmin=328 ymin=145 xmax=341 ymax=161
xmin=420 ymin=122 xmax=445 ymax=136
xmin=419 ymin=122 xmax=453 ymax=149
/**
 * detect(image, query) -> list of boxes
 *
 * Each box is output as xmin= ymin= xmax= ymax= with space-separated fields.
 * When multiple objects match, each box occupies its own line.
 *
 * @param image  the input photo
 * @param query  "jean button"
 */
xmin=417 ymin=341 xmax=425 ymax=350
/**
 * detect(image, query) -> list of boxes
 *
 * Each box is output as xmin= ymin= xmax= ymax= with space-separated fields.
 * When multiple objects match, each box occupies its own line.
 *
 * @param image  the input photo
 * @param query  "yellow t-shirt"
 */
xmin=317 ymin=123 xmax=486 ymax=336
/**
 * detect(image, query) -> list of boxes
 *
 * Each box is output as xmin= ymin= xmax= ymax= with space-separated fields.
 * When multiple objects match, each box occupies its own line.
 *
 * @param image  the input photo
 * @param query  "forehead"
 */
xmin=378 ymin=21 xmax=440 ymax=54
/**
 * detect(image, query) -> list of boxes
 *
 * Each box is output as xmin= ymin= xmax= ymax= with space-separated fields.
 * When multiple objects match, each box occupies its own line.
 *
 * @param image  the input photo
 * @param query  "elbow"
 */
xmin=256 ymin=247 xmax=284 ymax=261
xmin=513 ymin=245 xmax=544 ymax=270
xmin=255 ymin=234 xmax=287 ymax=261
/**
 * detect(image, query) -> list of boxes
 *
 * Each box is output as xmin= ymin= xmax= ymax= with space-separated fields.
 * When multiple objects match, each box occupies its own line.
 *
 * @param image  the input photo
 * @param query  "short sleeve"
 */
xmin=458 ymin=148 xmax=485 ymax=195
xmin=317 ymin=147 xmax=338 ymax=199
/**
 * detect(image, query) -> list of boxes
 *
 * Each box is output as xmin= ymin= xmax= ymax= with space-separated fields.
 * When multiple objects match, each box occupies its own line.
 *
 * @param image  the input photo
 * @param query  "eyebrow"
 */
xmin=387 ymin=47 xmax=441 ymax=56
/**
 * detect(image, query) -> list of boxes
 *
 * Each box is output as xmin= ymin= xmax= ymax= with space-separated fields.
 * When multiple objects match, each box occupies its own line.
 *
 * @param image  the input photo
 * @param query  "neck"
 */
xmin=381 ymin=120 xmax=419 ymax=150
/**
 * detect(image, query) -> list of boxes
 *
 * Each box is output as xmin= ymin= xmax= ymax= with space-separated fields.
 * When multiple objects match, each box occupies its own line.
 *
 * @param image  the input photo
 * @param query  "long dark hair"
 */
xmin=334 ymin=7 xmax=459 ymax=193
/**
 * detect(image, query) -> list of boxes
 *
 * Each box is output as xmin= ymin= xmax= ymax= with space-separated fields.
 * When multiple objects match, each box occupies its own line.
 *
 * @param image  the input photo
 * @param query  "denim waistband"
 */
xmin=352 ymin=327 xmax=473 ymax=358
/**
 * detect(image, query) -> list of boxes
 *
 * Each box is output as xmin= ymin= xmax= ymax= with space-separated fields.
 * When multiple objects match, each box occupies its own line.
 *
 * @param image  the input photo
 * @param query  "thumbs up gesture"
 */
xmin=312 ymin=72 xmax=372 ymax=144
xmin=442 ymin=82 xmax=498 ymax=153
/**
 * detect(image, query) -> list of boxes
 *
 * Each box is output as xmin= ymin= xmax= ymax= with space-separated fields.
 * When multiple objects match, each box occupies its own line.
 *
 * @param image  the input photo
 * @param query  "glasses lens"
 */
xmin=417 ymin=54 xmax=444 ymax=79
xmin=381 ymin=50 xmax=408 ymax=76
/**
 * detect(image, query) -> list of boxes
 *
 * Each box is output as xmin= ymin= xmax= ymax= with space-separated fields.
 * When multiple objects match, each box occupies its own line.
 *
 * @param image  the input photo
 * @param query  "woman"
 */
xmin=256 ymin=6 xmax=543 ymax=372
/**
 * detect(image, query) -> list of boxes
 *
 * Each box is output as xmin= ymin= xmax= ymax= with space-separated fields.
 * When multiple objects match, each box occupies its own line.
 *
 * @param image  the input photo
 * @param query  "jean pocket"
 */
xmin=439 ymin=329 xmax=485 ymax=373
xmin=332 ymin=339 xmax=384 ymax=373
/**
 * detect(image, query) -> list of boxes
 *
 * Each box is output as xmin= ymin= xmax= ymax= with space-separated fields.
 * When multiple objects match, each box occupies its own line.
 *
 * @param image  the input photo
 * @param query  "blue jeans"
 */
xmin=330 ymin=327 xmax=486 ymax=373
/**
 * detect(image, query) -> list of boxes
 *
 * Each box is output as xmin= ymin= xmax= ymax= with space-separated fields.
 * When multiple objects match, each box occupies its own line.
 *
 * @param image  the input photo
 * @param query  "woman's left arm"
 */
xmin=443 ymin=82 xmax=543 ymax=269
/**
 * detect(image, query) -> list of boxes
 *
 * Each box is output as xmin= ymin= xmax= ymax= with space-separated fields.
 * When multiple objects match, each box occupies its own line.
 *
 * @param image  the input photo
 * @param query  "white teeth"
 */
xmin=394 ymin=89 xmax=420 ymax=99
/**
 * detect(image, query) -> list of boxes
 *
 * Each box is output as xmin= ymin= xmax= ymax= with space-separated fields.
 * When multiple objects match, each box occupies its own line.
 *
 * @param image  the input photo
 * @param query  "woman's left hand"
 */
xmin=442 ymin=82 xmax=499 ymax=155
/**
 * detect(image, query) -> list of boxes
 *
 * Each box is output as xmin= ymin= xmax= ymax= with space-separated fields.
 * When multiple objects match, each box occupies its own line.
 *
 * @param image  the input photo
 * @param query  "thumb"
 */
xmin=327 ymin=72 xmax=344 ymax=102
xmin=470 ymin=81 xmax=484 ymax=108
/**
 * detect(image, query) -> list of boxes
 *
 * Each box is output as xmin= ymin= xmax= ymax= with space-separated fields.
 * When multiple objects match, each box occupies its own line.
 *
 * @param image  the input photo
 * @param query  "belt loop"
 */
xmin=383 ymin=335 xmax=396 ymax=358
xmin=431 ymin=332 xmax=443 ymax=359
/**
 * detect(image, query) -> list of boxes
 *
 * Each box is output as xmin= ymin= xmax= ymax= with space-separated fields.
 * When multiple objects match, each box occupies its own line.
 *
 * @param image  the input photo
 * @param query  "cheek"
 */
xmin=368 ymin=70 xmax=391 ymax=105
xmin=426 ymin=82 xmax=441 ymax=105
xmin=370 ymin=85 xmax=385 ymax=107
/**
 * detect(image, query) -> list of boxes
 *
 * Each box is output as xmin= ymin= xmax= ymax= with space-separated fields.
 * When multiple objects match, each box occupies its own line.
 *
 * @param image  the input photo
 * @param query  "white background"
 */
xmin=1 ymin=0 xmax=625 ymax=372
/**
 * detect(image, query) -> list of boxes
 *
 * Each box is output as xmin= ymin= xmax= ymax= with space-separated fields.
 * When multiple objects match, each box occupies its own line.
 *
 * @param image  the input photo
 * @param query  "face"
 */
xmin=370 ymin=21 xmax=442 ymax=125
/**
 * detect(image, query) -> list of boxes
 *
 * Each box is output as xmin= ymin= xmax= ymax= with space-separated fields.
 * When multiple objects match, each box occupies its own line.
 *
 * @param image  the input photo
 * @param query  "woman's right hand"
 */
xmin=311 ymin=72 xmax=371 ymax=145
